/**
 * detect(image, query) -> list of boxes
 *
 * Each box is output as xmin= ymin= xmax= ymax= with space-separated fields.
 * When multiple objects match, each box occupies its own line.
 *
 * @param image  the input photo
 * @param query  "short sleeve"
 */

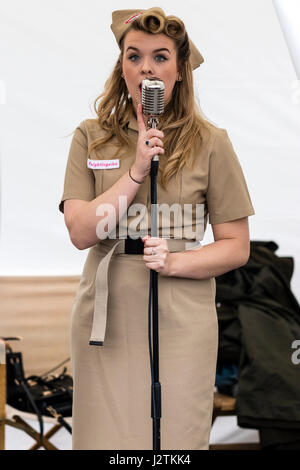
xmin=58 ymin=121 xmax=95 ymax=213
xmin=206 ymin=129 xmax=255 ymax=224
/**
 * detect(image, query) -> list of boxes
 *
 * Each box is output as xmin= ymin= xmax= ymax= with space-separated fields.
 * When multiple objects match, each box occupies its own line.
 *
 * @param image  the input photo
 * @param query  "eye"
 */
xmin=128 ymin=54 xmax=139 ymax=62
xmin=127 ymin=54 xmax=168 ymax=63
xmin=155 ymin=55 xmax=167 ymax=62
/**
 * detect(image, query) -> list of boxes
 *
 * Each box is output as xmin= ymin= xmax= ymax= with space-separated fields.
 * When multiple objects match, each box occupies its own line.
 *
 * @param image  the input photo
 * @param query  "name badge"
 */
xmin=87 ymin=159 xmax=120 ymax=169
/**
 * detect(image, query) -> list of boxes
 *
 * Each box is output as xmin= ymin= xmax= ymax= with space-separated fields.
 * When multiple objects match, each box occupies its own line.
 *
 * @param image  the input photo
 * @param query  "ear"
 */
xmin=176 ymin=63 xmax=183 ymax=82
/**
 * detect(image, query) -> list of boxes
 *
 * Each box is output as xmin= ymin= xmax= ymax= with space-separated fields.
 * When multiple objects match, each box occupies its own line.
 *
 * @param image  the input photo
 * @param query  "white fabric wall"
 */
xmin=0 ymin=0 xmax=299 ymax=301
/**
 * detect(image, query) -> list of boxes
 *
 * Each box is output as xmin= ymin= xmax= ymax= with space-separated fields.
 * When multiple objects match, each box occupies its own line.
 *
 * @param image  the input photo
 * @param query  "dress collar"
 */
xmin=127 ymin=110 xmax=138 ymax=132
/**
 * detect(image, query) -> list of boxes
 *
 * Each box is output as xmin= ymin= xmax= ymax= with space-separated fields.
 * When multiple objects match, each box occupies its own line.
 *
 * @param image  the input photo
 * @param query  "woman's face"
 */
xmin=122 ymin=30 xmax=179 ymax=114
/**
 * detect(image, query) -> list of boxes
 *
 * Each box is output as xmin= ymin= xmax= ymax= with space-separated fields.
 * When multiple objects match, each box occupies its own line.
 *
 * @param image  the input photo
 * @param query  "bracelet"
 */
xmin=129 ymin=167 xmax=144 ymax=184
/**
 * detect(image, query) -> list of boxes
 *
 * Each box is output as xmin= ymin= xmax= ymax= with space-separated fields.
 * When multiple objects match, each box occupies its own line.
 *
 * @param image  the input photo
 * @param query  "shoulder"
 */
xmin=200 ymin=119 xmax=229 ymax=147
xmin=199 ymin=120 xmax=237 ymax=162
xmin=76 ymin=118 xmax=108 ymax=140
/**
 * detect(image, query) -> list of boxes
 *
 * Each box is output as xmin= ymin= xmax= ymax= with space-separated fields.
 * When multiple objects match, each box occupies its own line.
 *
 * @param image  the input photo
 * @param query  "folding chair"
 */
xmin=0 ymin=337 xmax=72 ymax=450
xmin=4 ymin=404 xmax=71 ymax=450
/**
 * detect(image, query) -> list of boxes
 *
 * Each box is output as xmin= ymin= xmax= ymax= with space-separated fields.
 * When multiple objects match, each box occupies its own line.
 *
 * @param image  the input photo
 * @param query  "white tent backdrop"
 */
xmin=0 ymin=0 xmax=299 ymax=302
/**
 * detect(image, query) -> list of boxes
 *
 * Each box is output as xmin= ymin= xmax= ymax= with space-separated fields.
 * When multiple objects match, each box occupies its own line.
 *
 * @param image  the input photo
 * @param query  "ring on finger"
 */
xmin=145 ymin=140 xmax=150 ymax=146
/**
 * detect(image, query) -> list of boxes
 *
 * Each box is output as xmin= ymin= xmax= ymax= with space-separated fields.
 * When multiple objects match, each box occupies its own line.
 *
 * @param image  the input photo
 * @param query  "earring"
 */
xmin=177 ymin=74 xmax=182 ymax=82
xmin=121 ymin=73 xmax=124 ymax=78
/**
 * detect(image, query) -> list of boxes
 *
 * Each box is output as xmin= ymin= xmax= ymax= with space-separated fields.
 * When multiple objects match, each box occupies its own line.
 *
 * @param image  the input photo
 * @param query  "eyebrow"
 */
xmin=126 ymin=46 xmax=171 ymax=54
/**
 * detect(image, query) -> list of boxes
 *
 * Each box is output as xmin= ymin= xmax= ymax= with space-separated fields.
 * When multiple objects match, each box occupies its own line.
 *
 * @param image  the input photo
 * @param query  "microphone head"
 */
xmin=141 ymin=78 xmax=165 ymax=116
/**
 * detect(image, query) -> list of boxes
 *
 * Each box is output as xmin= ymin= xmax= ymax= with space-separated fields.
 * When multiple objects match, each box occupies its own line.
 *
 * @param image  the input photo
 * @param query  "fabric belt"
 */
xmin=89 ymin=237 xmax=201 ymax=347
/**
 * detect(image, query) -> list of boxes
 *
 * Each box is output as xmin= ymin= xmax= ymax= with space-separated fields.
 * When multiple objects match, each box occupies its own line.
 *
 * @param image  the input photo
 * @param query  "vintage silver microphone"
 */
xmin=141 ymin=77 xmax=165 ymax=114
xmin=141 ymin=77 xmax=165 ymax=451
xmin=141 ymin=78 xmax=165 ymax=234
xmin=142 ymin=78 xmax=165 ymax=163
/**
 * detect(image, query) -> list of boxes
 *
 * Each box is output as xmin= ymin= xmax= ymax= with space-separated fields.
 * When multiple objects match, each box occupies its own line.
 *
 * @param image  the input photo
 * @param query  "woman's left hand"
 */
xmin=142 ymin=235 xmax=172 ymax=276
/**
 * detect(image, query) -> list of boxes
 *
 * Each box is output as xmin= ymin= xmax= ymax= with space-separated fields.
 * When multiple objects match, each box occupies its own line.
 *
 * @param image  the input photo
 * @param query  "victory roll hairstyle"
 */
xmin=90 ymin=8 xmax=211 ymax=189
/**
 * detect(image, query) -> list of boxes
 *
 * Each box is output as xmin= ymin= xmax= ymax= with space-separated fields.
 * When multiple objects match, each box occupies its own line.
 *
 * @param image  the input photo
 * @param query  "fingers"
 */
xmin=142 ymin=236 xmax=158 ymax=258
xmin=141 ymin=237 xmax=171 ymax=275
xmin=144 ymin=246 xmax=158 ymax=256
xmin=145 ymin=137 xmax=164 ymax=148
xmin=142 ymin=236 xmax=160 ymax=246
xmin=148 ymin=146 xmax=165 ymax=157
xmin=135 ymin=104 xmax=165 ymax=178
xmin=146 ymin=128 xmax=164 ymax=140
xmin=143 ymin=130 xmax=164 ymax=155
xmin=142 ymin=237 xmax=168 ymax=250
xmin=137 ymin=103 xmax=164 ymax=139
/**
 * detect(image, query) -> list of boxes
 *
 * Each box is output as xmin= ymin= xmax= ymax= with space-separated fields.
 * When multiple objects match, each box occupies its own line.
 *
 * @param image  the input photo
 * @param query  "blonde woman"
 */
xmin=59 ymin=8 xmax=255 ymax=450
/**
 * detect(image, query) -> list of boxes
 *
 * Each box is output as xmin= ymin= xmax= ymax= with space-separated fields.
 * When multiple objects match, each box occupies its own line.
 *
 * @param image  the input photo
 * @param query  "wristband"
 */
xmin=129 ymin=168 xmax=144 ymax=184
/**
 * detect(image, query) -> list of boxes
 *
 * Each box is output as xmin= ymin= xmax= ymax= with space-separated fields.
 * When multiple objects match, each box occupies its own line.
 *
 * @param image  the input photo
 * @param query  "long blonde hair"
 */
xmin=90 ymin=8 xmax=211 ymax=190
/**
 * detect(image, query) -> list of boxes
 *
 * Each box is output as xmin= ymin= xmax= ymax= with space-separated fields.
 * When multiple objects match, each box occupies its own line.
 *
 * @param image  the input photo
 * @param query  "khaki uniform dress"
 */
xmin=59 ymin=112 xmax=255 ymax=450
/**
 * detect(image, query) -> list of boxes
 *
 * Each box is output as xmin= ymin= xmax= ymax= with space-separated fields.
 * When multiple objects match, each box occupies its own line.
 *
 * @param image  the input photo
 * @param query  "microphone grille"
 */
xmin=142 ymin=79 xmax=165 ymax=116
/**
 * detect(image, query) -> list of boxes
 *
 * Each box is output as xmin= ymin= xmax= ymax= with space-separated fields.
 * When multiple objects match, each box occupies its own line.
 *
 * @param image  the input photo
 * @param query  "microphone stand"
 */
xmin=148 ymin=116 xmax=161 ymax=451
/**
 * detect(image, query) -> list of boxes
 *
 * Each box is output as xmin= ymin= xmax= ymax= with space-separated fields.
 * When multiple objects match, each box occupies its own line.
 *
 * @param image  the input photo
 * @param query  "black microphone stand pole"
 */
xmin=149 ymin=116 xmax=161 ymax=451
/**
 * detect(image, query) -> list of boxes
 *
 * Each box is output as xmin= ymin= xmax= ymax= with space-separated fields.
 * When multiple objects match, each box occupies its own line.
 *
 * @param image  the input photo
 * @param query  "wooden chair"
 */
xmin=209 ymin=391 xmax=260 ymax=450
xmin=0 ymin=338 xmax=71 ymax=450
xmin=4 ymin=405 xmax=68 ymax=450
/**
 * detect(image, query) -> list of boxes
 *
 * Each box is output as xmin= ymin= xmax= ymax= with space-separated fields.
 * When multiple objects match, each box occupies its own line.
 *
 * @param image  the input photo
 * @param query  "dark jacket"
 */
xmin=215 ymin=240 xmax=300 ymax=449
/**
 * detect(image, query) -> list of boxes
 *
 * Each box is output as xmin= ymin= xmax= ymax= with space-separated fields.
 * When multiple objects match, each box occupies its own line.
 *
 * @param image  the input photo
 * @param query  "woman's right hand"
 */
xmin=131 ymin=103 xmax=165 ymax=182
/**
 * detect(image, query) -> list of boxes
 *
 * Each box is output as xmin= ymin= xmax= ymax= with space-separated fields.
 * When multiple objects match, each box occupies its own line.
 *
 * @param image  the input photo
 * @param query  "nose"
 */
xmin=141 ymin=57 xmax=153 ymax=75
